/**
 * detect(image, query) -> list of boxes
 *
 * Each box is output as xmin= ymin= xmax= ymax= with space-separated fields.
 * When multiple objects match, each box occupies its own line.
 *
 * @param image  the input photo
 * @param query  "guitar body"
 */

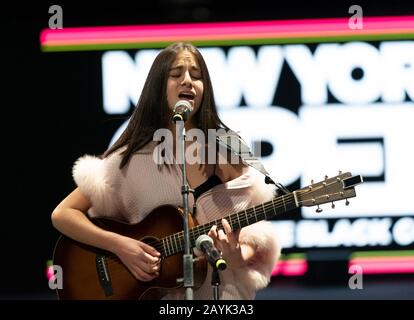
xmin=52 ymin=172 xmax=362 ymax=300
xmin=53 ymin=205 xmax=207 ymax=300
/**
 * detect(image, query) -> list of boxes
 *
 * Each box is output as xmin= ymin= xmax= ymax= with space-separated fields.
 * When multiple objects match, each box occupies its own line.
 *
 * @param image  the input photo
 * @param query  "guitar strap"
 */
xmin=215 ymin=130 xmax=290 ymax=195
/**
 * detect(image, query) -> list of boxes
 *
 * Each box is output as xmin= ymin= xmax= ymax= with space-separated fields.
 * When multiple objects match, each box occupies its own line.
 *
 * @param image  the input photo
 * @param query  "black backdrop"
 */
xmin=2 ymin=0 xmax=413 ymax=297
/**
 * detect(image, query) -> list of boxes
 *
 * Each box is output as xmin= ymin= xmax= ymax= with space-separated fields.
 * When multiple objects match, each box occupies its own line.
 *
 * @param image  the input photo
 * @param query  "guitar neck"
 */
xmin=160 ymin=192 xmax=298 ymax=258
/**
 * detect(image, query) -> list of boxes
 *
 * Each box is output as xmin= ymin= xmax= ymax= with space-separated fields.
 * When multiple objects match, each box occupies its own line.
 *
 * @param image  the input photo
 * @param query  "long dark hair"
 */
xmin=104 ymin=42 xmax=229 ymax=168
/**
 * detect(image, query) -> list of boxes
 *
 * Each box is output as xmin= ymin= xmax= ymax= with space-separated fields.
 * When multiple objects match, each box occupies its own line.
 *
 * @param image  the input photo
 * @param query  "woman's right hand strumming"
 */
xmin=52 ymin=188 xmax=161 ymax=282
xmin=111 ymin=235 xmax=161 ymax=282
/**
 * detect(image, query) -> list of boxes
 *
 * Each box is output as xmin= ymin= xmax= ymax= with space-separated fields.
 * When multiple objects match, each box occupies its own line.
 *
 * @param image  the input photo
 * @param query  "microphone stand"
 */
xmin=175 ymin=120 xmax=194 ymax=300
xmin=211 ymin=266 xmax=221 ymax=300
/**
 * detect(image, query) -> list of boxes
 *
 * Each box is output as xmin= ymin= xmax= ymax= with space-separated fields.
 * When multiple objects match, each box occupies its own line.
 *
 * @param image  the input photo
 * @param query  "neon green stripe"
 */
xmin=279 ymin=253 xmax=306 ymax=261
xmin=352 ymin=250 xmax=414 ymax=258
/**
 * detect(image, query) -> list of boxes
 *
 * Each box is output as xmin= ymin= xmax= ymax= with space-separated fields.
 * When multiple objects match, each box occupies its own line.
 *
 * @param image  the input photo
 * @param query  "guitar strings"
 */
xmin=104 ymin=186 xmax=333 ymax=263
xmin=102 ymin=180 xmax=345 ymax=274
xmin=148 ymin=195 xmax=299 ymax=255
xmin=101 ymin=196 xmax=300 ymax=275
xmin=102 ymin=196 xmax=295 ymax=261
xmin=149 ymin=182 xmax=346 ymax=257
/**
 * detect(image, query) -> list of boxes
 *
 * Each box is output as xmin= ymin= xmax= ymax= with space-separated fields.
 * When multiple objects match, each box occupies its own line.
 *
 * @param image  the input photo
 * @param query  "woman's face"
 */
xmin=166 ymin=50 xmax=204 ymax=120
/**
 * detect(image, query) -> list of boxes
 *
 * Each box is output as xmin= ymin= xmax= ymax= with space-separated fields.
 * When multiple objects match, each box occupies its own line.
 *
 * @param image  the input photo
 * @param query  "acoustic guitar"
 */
xmin=52 ymin=172 xmax=362 ymax=299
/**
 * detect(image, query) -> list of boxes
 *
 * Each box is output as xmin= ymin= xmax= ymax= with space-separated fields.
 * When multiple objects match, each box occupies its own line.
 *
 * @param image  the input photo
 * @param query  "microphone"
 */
xmin=195 ymin=235 xmax=227 ymax=271
xmin=172 ymin=100 xmax=193 ymax=122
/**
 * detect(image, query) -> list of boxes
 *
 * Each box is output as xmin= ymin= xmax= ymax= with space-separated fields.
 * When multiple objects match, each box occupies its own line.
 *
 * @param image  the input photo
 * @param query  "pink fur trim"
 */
xmin=72 ymin=155 xmax=118 ymax=216
xmin=235 ymin=221 xmax=281 ymax=291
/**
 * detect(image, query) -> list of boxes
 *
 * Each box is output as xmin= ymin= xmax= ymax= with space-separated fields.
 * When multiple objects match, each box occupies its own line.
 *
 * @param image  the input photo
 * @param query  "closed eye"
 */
xmin=169 ymin=73 xmax=202 ymax=80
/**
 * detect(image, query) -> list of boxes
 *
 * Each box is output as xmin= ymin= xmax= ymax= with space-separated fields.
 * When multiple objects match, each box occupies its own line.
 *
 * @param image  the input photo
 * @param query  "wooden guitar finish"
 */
xmin=53 ymin=172 xmax=362 ymax=300
xmin=53 ymin=205 xmax=207 ymax=300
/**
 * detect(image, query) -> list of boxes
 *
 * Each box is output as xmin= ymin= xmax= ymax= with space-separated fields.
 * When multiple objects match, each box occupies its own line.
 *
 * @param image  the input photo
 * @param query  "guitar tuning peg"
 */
xmin=338 ymin=170 xmax=342 ymax=175
xmin=323 ymin=175 xmax=328 ymax=187
xmin=345 ymin=199 xmax=350 ymax=206
xmin=316 ymin=205 xmax=323 ymax=213
xmin=331 ymin=202 xmax=335 ymax=209
xmin=309 ymin=180 xmax=314 ymax=190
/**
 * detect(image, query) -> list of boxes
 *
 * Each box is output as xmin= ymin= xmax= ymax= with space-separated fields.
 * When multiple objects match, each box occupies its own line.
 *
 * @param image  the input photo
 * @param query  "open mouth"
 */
xmin=178 ymin=92 xmax=195 ymax=101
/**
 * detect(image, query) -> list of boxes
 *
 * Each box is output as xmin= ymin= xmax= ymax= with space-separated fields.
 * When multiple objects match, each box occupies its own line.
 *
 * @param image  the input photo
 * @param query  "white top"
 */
xmin=72 ymin=142 xmax=281 ymax=300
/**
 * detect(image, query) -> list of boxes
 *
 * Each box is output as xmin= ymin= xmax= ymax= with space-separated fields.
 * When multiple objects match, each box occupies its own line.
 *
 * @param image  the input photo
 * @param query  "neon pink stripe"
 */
xmin=42 ymin=22 xmax=356 ymax=41
xmin=42 ymin=16 xmax=414 ymax=34
xmin=40 ymin=15 xmax=414 ymax=45
xmin=44 ymin=30 xmax=414 ymax=46
xmin=43 ymin=27 xmax=414 ymax=46
xmin=272 ymin=260 xmax=307 ymax=276
xmin=45 ymin=265 xmax=54 ymax=281
xmin=271 ymin=256 xmax=414 ymax=277
xmin=350 ymin=258 xmax=414 ymax=274
xmin=42 ymin=22 xmax=414 ymax=43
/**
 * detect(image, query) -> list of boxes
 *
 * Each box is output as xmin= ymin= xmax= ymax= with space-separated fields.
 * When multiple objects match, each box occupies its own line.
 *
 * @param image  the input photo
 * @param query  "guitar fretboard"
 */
xmin=159 ymin=192 xmax=297 ymax=258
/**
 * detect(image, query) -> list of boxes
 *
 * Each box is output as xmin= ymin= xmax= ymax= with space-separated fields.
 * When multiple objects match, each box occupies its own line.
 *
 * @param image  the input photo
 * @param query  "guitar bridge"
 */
xmin=96 ymin=254 xmax=113 ymax=297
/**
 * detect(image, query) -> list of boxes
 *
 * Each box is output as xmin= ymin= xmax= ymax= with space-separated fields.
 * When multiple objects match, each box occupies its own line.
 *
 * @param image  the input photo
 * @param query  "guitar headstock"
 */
xmin=295 ymin=172 xmax=363 ymax=211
